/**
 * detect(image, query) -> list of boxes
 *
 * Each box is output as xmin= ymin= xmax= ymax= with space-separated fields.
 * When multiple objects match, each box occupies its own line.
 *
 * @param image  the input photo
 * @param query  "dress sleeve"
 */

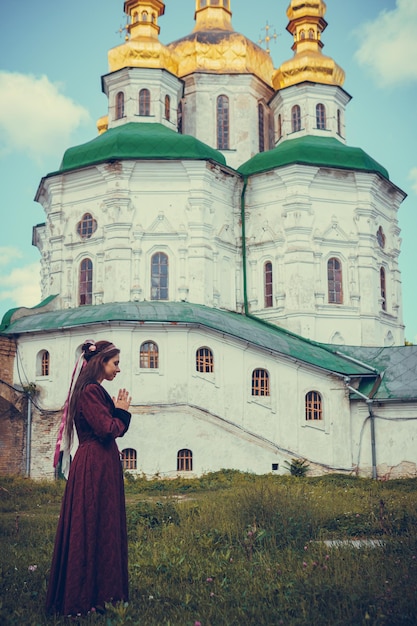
xmin=80 ymin=383 xmax=131 ymax=440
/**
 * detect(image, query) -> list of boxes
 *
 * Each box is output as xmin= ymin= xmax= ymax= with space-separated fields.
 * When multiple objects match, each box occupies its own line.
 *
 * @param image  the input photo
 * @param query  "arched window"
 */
xmin=142 ymin=10 xmax=148 ymax=21
xmin=77 ymin=213 xmax=97 ymax=239
xmin=140 ymin=341 xmax=159 ymax=368
xmin=37 ymin=350 xmax=50 ymax=377
xmin=264 ymin=262 xmax=273 ymax=308
xmin=327 ymin=258 xmax=343 ymax=304
xmin=177 ymin=101 xmax=183 ymax=133
xmin=116 ymin=92 xmax=124 ymax=119
xmin=133 ymin=11 xmax=139 ymax=22
xmin=377 ymin=226 xmax=386 ymax=249
xmin=252 ymin=368 xmax=270 ymax=396
xmin=79 ymin=258 xmax=93 ymax=306
xmin=139 ymin=88 xmax=151 ymax=116
xmin=291 ymin=105 xmax=301 ymax=133
xmin=305 ymin=391 xmax=323 ymax=421
xmin=217 ymin=95 xmax=229 ymax=150
xmin=151 ymin=252 xmax=168 ymax=300
xmin=309 ymin=29 xmax=314 ymax=39
xmin=316 ymin=103 xmax=326 ymax=130
xmin=380 ymin=267 xmax=387 ymax=311
xmin=196 ymin=347 xmax=214 ymax=373
xmin=277 ymin=113 xmax=282 ymax=139
xmin=164 ymin=94 xmax=170 ymax=121
xmin=121 ymin=449 xmax=137 ymax=470
xmin=337 ymin=109 xmax=342 ymax=136
xmin=258 ymin=103 xmax=265 ymax=153
xmin=300 ymin=30 xmax=306 ymax=40
xmin=177 ymin=449 xmax=193 ymax=471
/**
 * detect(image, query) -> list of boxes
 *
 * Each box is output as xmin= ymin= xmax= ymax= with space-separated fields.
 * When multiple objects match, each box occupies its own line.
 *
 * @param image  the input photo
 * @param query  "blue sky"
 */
xmin=0 ymin=0 xmax=416 ymax=341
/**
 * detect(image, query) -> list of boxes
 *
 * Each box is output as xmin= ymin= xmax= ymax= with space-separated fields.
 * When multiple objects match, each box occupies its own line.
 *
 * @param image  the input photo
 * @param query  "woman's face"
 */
xmin=102 ymin=355 xmax=121 ymax=381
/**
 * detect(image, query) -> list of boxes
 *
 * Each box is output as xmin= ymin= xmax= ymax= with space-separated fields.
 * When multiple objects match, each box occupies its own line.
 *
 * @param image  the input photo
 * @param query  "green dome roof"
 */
xmin=58 ymin=122 xmax=226 ymax=173
xmin=238 ymin=136 xmax=389 ymax=179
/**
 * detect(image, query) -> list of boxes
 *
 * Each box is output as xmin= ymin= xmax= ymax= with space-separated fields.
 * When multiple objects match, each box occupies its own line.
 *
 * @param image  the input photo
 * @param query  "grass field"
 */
xmin=0 ymin=471 xmax=416 ymax=625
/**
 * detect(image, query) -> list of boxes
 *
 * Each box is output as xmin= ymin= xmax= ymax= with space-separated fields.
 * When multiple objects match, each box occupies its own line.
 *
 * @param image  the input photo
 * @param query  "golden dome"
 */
xmin=96 ymin=115 xmax=108 ymax=135
xmin=168 ymin=0 xmax=274 ymax=86
xmin=273 ymin=0 xmax=345 ymax=89
xmin=108 ymin=0 xmax=178 ymax=75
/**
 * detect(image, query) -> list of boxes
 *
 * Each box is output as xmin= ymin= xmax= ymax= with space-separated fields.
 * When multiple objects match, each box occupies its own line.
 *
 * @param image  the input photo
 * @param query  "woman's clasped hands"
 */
xmin=114 ymin=388 xmax=132 ymax=411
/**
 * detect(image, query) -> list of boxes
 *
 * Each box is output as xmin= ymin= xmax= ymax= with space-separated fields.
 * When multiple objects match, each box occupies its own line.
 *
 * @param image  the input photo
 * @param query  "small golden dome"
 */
xmin=273 ymin=0 xmax=345 ymax=89
xmin=108 ymin=0 xmax=179 ymax=75
xmin=168 ymin=0 xmax=274 ymax=86
xmin=96 ymin=115 xmax=109 ymax=135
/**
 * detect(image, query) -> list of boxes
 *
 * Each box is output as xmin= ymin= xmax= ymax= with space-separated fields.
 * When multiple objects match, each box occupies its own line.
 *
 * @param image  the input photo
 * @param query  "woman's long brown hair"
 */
xmin=64 ymin=341 xmax=120 ymax=441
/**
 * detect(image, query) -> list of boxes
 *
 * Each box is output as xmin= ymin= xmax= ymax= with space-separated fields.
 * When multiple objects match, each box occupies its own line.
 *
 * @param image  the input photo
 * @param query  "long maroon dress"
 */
xmin=46 ymin=383 xmax=131 ymax=615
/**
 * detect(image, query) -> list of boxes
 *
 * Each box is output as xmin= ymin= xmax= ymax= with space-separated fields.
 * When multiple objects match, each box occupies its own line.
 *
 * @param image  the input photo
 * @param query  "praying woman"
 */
xmin=46 ymin=339 xmax=132 ymax=616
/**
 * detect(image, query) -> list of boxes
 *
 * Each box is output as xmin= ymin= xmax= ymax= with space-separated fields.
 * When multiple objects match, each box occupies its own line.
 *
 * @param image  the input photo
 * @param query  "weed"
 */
xmin=0 ymin=472 xmax=416 ymax=625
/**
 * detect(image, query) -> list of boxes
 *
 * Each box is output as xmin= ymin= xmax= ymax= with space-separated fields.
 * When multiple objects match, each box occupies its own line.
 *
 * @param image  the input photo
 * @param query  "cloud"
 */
xmin=0 ymin=262 xmax=42 ymax=309
xmin=354 ymin=0 xmax=417 ymax=86
xmin=0 ymin=71 xmax=90 ymax=161
xmin=409 ymin=167 xmax=417 ymax=194
xmin=0 ymin=246 xmax=22 ymax=267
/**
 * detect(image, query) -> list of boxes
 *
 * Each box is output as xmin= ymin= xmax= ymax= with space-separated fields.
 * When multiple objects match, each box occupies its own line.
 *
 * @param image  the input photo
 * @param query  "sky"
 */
xmin=0 ymin=0 xmax=416 ymax=341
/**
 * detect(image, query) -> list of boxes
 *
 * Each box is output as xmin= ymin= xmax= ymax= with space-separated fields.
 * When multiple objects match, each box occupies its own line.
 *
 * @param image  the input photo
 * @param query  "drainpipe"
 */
xmin=240 ymin=176 xmax=249 ymax=315
xmin=344 ymin=379 xmax=377 ymax=480
xmin=26 ymin=394 xmax=32 ymax=477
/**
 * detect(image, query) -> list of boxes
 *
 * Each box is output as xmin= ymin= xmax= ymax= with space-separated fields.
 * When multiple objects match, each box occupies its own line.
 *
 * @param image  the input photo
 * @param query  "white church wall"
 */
xmin=181 ymin=73 xmax=274 ymax=170
xmin=21 ymin=324 xmax=417 ymax=480
xmin=102 ymin=66 xmax=184 ymax=130
xmin=20 ymin=323 xmax=354 ymax=479
xmin=350 ymin=401 xmax=417 ymax=479
xmin=269 ymin=82 xmax=351 ymax=144
xmin=243 ymin=163 xmax=404 ymax=346
xmin=36 ymin=160 xmax=242 ymax=310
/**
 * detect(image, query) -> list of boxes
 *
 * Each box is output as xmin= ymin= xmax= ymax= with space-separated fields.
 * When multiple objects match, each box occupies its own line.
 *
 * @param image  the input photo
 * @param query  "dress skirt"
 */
xmin=46 ymin=383 xmax=130 ymax=615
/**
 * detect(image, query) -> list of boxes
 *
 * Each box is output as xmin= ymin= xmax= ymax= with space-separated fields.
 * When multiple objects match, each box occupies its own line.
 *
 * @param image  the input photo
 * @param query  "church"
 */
xmin=1 ymin=0 xmax=416 ymax=480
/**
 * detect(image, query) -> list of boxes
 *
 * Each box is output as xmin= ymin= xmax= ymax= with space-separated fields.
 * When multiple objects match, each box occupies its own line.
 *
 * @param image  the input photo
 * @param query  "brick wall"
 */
xmin=0 ymin=337 xmax=27 ymax=475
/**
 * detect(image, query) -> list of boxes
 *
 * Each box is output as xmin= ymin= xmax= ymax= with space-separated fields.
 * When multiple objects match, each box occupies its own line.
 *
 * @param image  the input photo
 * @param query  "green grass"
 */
xmin=0 ymin=471 xmax=417 ymax=625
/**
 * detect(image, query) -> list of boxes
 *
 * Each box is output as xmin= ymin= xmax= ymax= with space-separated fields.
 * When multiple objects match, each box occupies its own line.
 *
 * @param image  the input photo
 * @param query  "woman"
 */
xmin=46 ymin=339 xmax=132 ymax=616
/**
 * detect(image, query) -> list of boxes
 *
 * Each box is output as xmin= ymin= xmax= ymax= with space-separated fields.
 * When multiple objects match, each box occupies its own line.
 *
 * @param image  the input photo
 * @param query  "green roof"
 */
xmin=333 ymin=345 xmax=417 ymax=401
xmin=238 ymin=135 xmax=389 ymax=179
xmin=0 ymin=295 xmax=58 ymax=332
xmin=57 ymin=122 xmax=226 ymax=174
xmin=0 ymin=300 xmax=376 ymax=378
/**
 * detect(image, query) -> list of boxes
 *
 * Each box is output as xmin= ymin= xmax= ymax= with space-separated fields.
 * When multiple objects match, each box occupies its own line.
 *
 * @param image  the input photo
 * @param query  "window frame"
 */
xmin=177 ymin=449 xmax=193 ymax=472
xmin=164 ymin=94 xmax=171 ymax=121
xmin=327 ymin=257 xmax=343 ymax=304
xmin=139 ymin=88 xmax=151 ymax=116
xmin=337 ymin=109 xmax=342 ymax=136
xmin=36 ymin=350 xmax=50 ymax=377
xmin=316 ymin=103 xmax=326 ymax=130
xmin=380 ymin=267 xmax=387 ymax=311
xmin=305 ymin=390 xmax=323 ymax=421
xmin=79 ymin=258 xmax=93 ymax=306
xmin=77 ymin=213 xmax=97 ymax=239
xmin=216 ymin=94 xmax=229 ymax=150
xmin=264 ymin=261 xmax=273 ymax=308
xmin=291 ymin=104 xmax=301 ymax=133
xmin=258 ymin=102 xmax=265 ymax=153
xmin=151 ymin=252 xmax=169 ymax=300
xmin=140 ymin=341 xmax=159 ymax=369
xmin=251 ymin=368 xmax=270 ymax=397
xmin=116 ymin=91 xmax=124 ymax=119
xmin=196 ymin=347 xmax=214 ymax=373
xmin=121 ymin=448 xmax=137 ymax=471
